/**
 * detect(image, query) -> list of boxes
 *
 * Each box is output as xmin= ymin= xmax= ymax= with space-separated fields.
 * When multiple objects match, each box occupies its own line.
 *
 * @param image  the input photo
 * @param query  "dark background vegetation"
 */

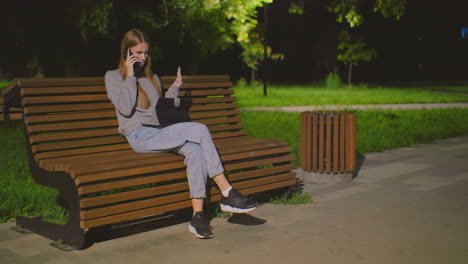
xmin=1 ymin=0 xmax=467 ymax=84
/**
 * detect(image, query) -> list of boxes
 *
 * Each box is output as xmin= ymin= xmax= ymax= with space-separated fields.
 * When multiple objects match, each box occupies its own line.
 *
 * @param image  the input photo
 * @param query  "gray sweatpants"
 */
xmin=125 ymin=122 xmax=224 ymax=198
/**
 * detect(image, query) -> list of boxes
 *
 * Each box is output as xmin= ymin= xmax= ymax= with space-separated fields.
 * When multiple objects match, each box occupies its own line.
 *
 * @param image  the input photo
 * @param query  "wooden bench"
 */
xmin=2 ymin=75 xmax=297 ymax=250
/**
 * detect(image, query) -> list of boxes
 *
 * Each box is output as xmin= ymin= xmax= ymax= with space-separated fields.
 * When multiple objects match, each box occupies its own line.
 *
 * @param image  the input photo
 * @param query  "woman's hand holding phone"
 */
xmin=125 ymin=48 xmax=142 ymax=77
xmin=173 ymin=66 xmax=183 ymax=87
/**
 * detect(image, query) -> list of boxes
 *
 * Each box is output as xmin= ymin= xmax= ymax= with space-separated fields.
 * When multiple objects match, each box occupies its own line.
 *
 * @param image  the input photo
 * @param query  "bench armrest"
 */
xmin=3 ymin=86 xmax=21 ymax=120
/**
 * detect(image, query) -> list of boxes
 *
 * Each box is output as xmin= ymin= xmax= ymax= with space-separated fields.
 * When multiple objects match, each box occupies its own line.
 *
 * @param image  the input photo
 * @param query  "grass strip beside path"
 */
xmin=234 ymin=85 xmax=468 ymax=108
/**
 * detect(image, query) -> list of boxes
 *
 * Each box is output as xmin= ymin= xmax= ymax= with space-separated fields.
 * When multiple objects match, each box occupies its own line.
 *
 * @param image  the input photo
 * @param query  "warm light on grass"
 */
xmin=269 ymin=191 xmax=313 ymax=205
xmin=234 ymin=84 xmax=468 ymax=107
xmin=0 ymin=121 xmax=67 ymax=223
xmin=0 ymin=80 xmax=10 ymax=89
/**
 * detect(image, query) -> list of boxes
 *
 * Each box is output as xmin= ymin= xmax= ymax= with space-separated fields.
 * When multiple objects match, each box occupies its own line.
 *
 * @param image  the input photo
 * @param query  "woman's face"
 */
xmin=130 ymin=42 xmax=149 ymax=64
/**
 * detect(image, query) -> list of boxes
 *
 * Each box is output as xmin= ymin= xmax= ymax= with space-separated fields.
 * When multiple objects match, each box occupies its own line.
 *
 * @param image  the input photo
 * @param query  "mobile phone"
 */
xmin=124 ymin=48 xmax=144 ymax=76
xmin=124 ymin=48 xmax=134 ymax=59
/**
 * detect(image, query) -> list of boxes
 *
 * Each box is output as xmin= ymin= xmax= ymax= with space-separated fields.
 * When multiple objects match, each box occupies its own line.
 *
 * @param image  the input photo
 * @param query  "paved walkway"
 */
xmin=1 ymin=136 xmax=468 ymax=263
xmin=241 ymin=102 xmax=468 ymax=112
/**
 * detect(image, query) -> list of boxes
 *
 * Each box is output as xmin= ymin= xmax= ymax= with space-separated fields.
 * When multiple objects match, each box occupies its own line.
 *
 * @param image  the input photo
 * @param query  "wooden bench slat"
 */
xmin=161 ymin=75 xmax=231 ymax=83
xmin=24 ymin=98 xmax=236 ymax=115
xmin=222 ymin=146 xmax=293 ymax=162
xmin=81 ymin=188 xmax=190 ymax=219
xmin=224 ymin=155 xmax=295 ymax=171
xmin=61 ymin=152 xmax=178 ymax=172
xmin=0 ymin=113 xmax=22 ymax=120
xmin=79 ymin=171 xmax=187 ymax=199
xmin=208 ymin=124 xmax=243 ymax=133
xmin=67 ymin=138 xmax=281 ymax=174
xmin=167 ymin=75 xmax=231 ymax=83
xmin=32 ymin=136 xmax=125 ymax=153
xmin=73 ymin=146 xmax=292 ymax=184
xmin=15 ymin=77 xmax=104 ymax=87
xmin=20 ymin=82 xmax=234 ymax=96
xmin=67 ymin=138 xmax=286 ymax=176
xmin=69 ymin=139 xmax=286 ymax=177
xmin=23 ymin=94 xmax=110 ymax=105
xmin=74 ymin=160 xmax=185 ymax=184
xmin=211 ymin=131 xmax=246 ymax=140
xmin=9 ymin=75 xmax=230 ymax=88
xmin=24 ymin=103 xmax=115 ymax=115
xmin=26 ymin=103 xmax=239 ymax=124
xmin=71 ymin=153 xmax=182 ymax=176
xmin=36 ymin=144 xmax=130 ymax=164
xmin=79 ymin=163 xmax=296 ymax=199
xmin=30 ymin=128 xmax=119 ymax=144
xmin=60 ymin=138 xmax=277 ymax=172
xmin=178 ymin=81 xmax=233 ymax=89
xmin=81 ymin=172 xmax=294 ymax=221
xmin=37 ymin=132 xmax=252 ymax=167
xmin=62 ymin=137 xmax=272 ymax=170
xmin=80 ymin=199 xmax=192 ymax=228
xmin=40 ymin=149 xmax=134 ymax=171
xmin=196 ymin=116 xmax=241 ymax=126
xmin=190 ymin=103 xmax=237 ymax=112
xmin=80 ymin=172 xmax=292 ymax=220
xmin=80 ymin=173 xmax=295 ymax=228
xmin=80 ymin=177 xmax=295 ymax=229
xmin=191 ymin=109 xmax=240 ymax=120
xmin=28 ymin=119 xmax=118 ymax=133
xmin=21 ymin=86 xmax=106 ymax=95
xmin=191 ymin=97 xmax=236 ymax=104
xmin=178 ymin=89 xmax=233 ymax=97
xmin=26 ymin=110 xmax=117 ymax=124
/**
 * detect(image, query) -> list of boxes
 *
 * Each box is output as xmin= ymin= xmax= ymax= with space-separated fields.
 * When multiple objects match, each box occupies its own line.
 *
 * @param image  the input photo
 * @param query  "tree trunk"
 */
xmin=348 ymin=63 xmax=353 ymax=86
xmin=251 ymin=69 xmax=255 ymax=84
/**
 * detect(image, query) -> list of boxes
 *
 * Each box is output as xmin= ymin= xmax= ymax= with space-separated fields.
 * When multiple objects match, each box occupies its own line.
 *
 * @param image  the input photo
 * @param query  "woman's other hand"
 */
xmin=173 ymin=66 xmax=183 ymax=87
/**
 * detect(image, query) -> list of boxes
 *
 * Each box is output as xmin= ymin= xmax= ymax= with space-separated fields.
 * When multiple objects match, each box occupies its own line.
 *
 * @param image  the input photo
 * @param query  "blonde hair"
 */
xmin=118 ymin=29 xmax=162 ymax=109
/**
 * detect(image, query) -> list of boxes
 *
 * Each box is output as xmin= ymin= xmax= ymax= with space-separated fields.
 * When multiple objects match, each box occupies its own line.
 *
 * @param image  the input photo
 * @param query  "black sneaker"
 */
xmin=189 ymin=212 xmax=214 ymax=239
xmin=220 ymin=188 xmax=258 ymax=213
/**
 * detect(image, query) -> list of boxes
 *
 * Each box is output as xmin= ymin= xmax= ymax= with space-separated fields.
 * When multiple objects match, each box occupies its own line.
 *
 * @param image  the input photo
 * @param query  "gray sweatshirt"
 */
xmin=104 ymin=69 xmax=180 ymax=136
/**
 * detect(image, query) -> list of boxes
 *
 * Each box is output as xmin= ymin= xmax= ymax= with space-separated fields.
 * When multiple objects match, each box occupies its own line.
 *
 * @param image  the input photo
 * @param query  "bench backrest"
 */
xmin=16 ymin=75 xmax=245 ymax=165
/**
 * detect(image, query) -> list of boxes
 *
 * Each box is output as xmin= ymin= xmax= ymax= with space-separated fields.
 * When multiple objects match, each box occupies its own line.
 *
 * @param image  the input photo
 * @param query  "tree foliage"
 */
xmin=240 ymin=31 xmax=284 ymax=82
xmin=328 ymin=0 xmax=407 ymax=27
xmin=1 ymin=0 xmax=275 ymax=78
xmin=337 ymin=31 xmax=376 ymax=84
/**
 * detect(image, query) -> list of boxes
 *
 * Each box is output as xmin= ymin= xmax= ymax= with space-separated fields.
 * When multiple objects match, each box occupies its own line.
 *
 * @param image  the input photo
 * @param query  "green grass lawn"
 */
xmin=234 ymin=84 xmax=468 ymax=107
xmin=0 ymin=121 xmax=67 ymax=223
xmin=427 ymin=86 xmax=468 ymax=93
xmin=0 ymin=80 xmax=10 ymax=89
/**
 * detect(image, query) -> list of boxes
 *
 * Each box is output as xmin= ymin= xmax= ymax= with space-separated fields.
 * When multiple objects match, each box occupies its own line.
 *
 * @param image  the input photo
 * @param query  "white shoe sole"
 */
xmin=220 ymin=204 xmax=257 ymax=213
xmin=189 ymin=224 xmax=213 ymax=239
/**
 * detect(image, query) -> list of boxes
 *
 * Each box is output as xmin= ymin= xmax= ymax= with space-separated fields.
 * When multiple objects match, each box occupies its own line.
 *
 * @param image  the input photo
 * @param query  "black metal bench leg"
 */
xmin=14 ymin=216 xmax=86 ymax=251
xmin=13 ymin=146 xmax=89 ymax=250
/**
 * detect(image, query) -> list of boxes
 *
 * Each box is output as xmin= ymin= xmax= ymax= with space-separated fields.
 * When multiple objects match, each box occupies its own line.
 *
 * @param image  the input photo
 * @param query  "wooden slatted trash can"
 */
xmin=299 ymin=112 xmax=356 ymax=183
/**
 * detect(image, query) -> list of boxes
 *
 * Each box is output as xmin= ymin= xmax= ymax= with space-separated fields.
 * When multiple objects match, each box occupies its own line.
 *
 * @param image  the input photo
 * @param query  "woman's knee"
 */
xmin=181 ymin=141 xmax=200 ymax=152
xmin=180 ymin=142 xmax=204 ymax=161
xmin=191 ymin=122 xmax=210 ymax=136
